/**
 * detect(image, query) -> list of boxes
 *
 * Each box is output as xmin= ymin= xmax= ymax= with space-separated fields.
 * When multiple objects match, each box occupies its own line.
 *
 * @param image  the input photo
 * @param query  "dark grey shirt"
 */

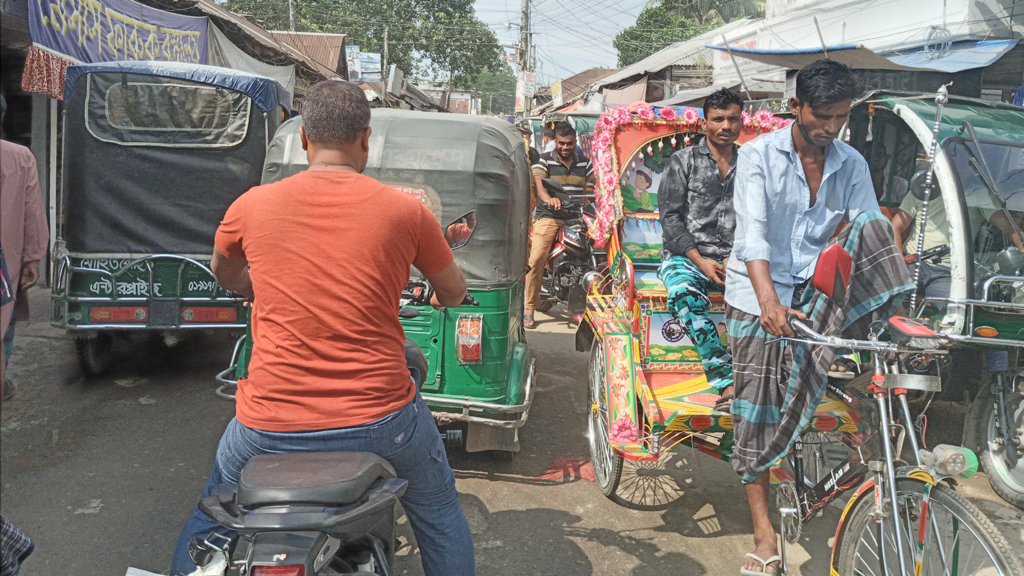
xmin=657 ymin=137 xmax=737 ymax=261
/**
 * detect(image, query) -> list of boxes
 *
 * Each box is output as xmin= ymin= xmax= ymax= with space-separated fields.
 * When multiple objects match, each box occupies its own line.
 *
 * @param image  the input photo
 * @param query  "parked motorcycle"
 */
xmin=534 ymin=178 xmax=604 ymax=320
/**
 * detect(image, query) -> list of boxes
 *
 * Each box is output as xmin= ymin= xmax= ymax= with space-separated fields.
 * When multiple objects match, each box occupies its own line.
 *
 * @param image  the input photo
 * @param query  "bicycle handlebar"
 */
xmin=785 ymin=313 xmax=900 ymax=354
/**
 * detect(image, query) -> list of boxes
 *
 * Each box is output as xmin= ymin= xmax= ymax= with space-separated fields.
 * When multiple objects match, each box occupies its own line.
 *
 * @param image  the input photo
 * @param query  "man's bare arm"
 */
xmin=889 ymin=209 xmax=913 ymax=257
xmin=534 ymin=174 xmax=560 ymax=211
xmin=746 ymin=260 xmax=806 ymax=337
xmin=211 ymin=249 xmax=254 ymax=300
xmin=989 ymin=210 xmax=1024 ymax=250
xmin=427 ymin=260 xmax=468 ymax=308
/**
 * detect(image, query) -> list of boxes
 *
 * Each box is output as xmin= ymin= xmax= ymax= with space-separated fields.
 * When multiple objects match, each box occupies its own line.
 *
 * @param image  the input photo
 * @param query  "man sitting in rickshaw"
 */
xmin=890 ymin=163 xmax=1024 ymax=304
xmin=725 ymin=60 xmax=915 ymax=576
xmin=657 ymin=88 xmax=744 ymax=410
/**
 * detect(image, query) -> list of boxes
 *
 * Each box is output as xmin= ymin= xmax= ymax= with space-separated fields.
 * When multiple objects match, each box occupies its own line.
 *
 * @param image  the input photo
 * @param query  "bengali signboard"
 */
xmin=522 ymin=71 xmax=537 ymax=96
xmin=28 ymin=0 xmax=208 ymax=64
xmin=551 ymin=79 xmax=562 ymax=108
xmin=345 ymin=46 xmax=382 ymax=82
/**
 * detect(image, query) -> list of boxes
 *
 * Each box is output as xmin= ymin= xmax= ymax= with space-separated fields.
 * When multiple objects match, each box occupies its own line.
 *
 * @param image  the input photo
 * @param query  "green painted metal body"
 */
xmin=52 ymin=256 xmax=247 ymax=330
xmin=233 ymin=282 xmax=530 ymax=413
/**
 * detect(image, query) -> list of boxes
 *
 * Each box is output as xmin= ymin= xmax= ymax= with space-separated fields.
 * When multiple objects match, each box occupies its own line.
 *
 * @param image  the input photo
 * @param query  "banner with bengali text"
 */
xmin=29 ymin=0 xmax=208 ymax=65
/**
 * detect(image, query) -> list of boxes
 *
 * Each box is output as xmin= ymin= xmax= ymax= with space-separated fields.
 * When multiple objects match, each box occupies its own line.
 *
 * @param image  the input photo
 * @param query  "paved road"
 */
xmin=2 ymin=287 xmax=1022 ymax=575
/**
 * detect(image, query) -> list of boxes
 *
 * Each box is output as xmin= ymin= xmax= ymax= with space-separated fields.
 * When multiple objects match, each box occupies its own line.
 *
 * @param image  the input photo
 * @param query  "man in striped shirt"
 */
xmin=525 ymin=121 xmax=595 ymax=328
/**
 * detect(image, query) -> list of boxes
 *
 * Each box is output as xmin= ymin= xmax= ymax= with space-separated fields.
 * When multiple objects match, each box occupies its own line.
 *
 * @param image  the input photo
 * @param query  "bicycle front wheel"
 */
xmin=836 ymin=477 xmax=1023 ymax=576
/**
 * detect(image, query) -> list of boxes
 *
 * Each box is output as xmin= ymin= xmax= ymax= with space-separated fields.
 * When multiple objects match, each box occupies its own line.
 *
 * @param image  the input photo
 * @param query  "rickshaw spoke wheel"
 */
xmin=587 ymin=341 xmax=622 ymax=497
xmin=611 ymin=450 xmax=684 ymax=511
xmin=836 ymin=478 xmax=1024 ymax=576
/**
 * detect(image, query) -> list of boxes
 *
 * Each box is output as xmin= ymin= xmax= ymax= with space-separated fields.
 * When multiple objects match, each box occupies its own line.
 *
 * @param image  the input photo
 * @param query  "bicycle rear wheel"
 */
xmin=836 ymin=477 xmax=1023 ymax=576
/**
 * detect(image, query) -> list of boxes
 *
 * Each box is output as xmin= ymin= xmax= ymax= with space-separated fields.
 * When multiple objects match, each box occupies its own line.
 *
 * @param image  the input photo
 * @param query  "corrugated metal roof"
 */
xmin=270 ymin=32 xmax=346 ymax=76
xmin=588 ymin=18 xmax=754 ymax=92
xmin=187 ymin=0 xmax=342 ymax=79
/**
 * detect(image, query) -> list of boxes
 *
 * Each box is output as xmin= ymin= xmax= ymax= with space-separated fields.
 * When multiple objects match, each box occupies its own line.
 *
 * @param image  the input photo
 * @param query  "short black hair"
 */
xmin=703 ymin=88 xmax=743 ymax=117
xmin=542 ymin=126 xmax=556 ymax=139
xmin=302 ymin=81 xmax=370 ymax=146
xmin=795 ymin=60 xmax=861 ymax=107
xmin=554 ymin=121 xmax=576 ymax=139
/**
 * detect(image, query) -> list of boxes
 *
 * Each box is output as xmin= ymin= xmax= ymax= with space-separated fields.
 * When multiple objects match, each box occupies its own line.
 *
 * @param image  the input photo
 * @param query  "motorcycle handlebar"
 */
xmin=402 ymin=282 xmax=478 ymax=308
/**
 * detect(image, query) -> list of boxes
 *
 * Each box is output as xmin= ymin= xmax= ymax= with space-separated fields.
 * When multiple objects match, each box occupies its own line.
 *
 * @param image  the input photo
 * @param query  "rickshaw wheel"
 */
xmin=966 ymin=380 xmax=1024 ymax=509
xmin=75 ymin=333 xmax=112 ymax=377
xmin=588 ymin=340 xmax=622 ymax=497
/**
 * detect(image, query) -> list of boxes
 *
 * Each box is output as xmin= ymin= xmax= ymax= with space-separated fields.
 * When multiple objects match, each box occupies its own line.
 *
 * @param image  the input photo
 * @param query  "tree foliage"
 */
xmin=642 ymin=0 xmax=765 ymax=24
xmin=457 ymin=70 xmax=517 ymax=115
xmin=224 ymin=0 xmax=509 ymax=84
xmin=613 ymin=7 xmax=718 ymax=67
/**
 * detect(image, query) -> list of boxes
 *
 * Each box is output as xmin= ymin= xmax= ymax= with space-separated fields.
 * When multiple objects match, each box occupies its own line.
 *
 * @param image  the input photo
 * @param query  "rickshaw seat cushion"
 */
xmin=237 ymin=452 xmax=397 ymax=508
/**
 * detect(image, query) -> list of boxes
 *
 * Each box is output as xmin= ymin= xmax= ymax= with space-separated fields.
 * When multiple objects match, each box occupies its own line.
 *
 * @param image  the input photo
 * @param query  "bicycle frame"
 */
xmin=782 ymin=318 xmax=962 ymax=576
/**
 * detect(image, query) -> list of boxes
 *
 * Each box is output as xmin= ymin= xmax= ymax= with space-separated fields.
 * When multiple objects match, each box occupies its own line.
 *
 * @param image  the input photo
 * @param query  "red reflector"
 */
xmin=89 ymin=306 xmax=148 ymax=323
xmin=457 ymin=313 xmax=483 ymax=365
xmin=253 ymin=566 xmax=304 ymax=576
xmin=181 ymin=307 xmax=238 ymax=323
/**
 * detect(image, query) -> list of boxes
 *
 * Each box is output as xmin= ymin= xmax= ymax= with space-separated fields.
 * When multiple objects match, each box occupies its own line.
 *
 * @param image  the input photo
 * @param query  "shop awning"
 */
xmin=706 ymin=39 xmax=1018 ymax=74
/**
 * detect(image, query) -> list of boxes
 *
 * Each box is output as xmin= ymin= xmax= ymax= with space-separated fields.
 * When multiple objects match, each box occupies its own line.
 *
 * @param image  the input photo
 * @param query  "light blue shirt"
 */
xmin=725 ymin=127 xmax=879 ymax=316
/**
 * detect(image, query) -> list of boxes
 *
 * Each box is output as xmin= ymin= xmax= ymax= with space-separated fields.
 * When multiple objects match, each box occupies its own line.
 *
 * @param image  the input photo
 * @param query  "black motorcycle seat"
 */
xmin=237 ymin=452 xmax=397 ymax=508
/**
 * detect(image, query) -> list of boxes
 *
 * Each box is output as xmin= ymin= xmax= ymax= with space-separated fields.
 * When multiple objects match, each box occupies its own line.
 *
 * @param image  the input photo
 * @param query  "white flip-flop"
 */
xmin=740 ymin=552 xmax=782 ymax=576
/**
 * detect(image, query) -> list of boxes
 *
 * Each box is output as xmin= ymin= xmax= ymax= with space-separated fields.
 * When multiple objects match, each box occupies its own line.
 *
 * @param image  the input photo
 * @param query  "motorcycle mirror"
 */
xmin=529 ymin=147 xmax=541 ymax=165
xmin=910 ymin=166 xmax=941 ymax=202
xmin=542 ymin=178 xmax=566 ymax=197
xmin=813 ymin=244 xmax=853 ymax=308
xmin=444 ymin=211 xmax=478 ymax=250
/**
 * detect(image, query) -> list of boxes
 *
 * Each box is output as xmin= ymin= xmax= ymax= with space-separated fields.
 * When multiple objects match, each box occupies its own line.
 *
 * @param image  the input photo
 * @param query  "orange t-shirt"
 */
xmin=215 ymin=170 xmax=454 ymax=432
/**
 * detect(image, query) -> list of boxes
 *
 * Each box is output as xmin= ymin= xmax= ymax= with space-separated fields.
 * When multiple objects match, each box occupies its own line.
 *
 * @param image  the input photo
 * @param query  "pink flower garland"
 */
xmin=587 ymin=105 xmax=784 ymax=247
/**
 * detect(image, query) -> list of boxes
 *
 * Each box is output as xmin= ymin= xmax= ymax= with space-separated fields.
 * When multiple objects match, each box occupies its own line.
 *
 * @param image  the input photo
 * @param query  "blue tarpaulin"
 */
xmin=65 ymin=61 xmax=289 ymax=112
xmin=707 ymin=39 xmax=1018 ymax=74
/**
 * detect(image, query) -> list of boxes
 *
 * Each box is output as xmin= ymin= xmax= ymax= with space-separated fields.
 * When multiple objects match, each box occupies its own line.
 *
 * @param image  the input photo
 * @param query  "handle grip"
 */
xmin=786 ymin=313 xmax=805 ymax=335
xmin=462 ymin=294 xmax=479 ymax=306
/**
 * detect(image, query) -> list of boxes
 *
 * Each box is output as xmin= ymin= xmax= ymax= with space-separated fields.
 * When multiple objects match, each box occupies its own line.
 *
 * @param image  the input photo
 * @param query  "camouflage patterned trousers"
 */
xmin=658 ymin=256 xmax=733 ymax=391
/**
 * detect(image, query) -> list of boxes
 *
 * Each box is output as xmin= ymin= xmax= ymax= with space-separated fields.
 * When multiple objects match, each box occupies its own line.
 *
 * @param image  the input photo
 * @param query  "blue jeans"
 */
xmin=170 ymin=395 xmax=475 ymax=576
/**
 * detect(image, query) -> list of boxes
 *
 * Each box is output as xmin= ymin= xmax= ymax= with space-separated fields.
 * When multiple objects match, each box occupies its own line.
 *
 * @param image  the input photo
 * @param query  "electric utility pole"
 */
xmin=518 ymin=0 xmax=532 ymax=116
xmin=288 ymin=0 xmax=296 ymax=31
xmin=382 ymin=26 xmax=389 ymax=77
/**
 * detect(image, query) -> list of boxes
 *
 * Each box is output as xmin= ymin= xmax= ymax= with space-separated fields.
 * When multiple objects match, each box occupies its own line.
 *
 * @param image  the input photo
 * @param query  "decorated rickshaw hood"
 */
xmin=588 ymin=103 xmax=788 ymax=247
xmin=261 ymin=109 xmax=531 ymax=285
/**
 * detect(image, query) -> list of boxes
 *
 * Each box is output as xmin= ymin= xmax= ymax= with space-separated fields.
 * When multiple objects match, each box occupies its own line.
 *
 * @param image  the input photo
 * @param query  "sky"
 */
xmin=472 ymin=0 xmax=649 ymax=85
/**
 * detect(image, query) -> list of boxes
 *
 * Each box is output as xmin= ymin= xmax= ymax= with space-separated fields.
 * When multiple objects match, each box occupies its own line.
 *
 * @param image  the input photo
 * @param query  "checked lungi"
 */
xmin=725 ymin=212 xmax=915 ymax=483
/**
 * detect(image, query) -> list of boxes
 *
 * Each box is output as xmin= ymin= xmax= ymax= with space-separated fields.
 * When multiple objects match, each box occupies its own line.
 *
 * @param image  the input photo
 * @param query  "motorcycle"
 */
xmin=534 ymin=178 xmax=605 ymax=320
xmin=192 ymin=229 xmax=477 ymax=576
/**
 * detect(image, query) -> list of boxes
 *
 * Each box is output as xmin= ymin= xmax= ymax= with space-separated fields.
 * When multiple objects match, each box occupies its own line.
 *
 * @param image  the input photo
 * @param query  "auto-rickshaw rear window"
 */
xmin=85 ymin=72 xmax=251 ymax=147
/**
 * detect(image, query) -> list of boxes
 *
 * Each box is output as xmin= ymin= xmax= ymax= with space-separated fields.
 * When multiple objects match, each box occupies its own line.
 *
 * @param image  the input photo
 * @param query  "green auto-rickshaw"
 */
xmin=218 ymin=110 xmax=536 ymax=458
xmin=848 ymin=90 xmax=1024 ymax=508
xmin=50 ymin=61 xmax=287 ymax=376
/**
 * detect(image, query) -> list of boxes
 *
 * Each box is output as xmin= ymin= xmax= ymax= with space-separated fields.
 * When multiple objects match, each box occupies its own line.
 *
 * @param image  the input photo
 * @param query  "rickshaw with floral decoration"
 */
xmin=576 ymin=99 xmax=1024 ymax=575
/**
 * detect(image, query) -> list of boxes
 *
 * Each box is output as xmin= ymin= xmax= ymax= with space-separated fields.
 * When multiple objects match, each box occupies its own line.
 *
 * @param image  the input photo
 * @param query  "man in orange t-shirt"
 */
xmin=171 ymin=81 xmax=475 ymax=576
